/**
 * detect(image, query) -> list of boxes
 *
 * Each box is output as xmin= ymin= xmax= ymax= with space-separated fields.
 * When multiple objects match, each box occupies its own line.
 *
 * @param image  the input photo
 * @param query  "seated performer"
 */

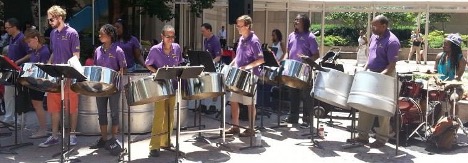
xmin=89 ymin=24 xmax=127 ymax=156
xmin=224 ymin=15 xmax=264 ymax=137
xmin=23 ymin=29 xmax=50 ymax=139
xmin=145 ymin=25 xmax=182 ymax=157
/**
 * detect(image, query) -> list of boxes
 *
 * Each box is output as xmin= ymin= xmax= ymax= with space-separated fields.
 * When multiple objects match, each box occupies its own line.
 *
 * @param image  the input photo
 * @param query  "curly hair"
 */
xmin=100 ymin=24 xmax=117 ymax=43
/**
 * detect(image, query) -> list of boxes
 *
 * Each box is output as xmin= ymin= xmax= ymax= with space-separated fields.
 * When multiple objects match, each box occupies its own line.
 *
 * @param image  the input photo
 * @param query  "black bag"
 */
xmin=15 ymin=85 xmax=34 ymax=114
xmin=105 ymin=137 xmax=123 ymax=156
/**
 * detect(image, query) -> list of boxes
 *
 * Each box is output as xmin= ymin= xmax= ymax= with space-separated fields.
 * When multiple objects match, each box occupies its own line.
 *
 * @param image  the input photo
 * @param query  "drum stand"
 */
xmin=119 ymin=75 xmax=131 ymax=162
xmin=448 ymin=87 xmax=468 ymax=136
xmin=270 ymin=83 xmax=287 ymax=129
xmin=240 ymin=72 xmax=262 ymax=150
xmin=36 ymin=64 xmax=86 ymax=163
xmin=0 ymin=71 xmax=33 ymax=154
xmin=296 ymin=92 xmax=322 ymax=148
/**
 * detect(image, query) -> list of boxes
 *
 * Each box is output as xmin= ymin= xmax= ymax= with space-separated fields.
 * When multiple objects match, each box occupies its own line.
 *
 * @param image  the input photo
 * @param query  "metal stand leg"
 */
xmin=119 ymin=76 xmax=130 ymax=162
xmin=297 ymin=93 xmax=322 ymax=148
xmin=240 ymin=74 xmax=262 ymax=150
xmin=270 ymin=84 xmax=287 ymax=129
xmin=180 ymin=100 xmax=205 ymax=131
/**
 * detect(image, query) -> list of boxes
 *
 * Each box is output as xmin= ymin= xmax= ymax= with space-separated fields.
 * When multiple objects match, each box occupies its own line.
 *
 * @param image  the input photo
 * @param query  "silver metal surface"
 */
xmin=71 ymin=66 xmax=119 ymax=97
xmin=182 ymin=72 xmax=224 ymax=100
xmin=313 ymin=68 xmax=354 ymax=109
xmin=0 ymin=71 xmax=15 ymax=85
xmin=224 ymin=67 xmax=257 ymax=97
xmin=259 ymin=66 xmax=279 ymax=85
xmin=277 ymin=59 xmax=312 ymax=89
xmin=126 ymin=76 xmax=175 ymax=106
xmin=347 ymin=71 xmax=396 ymax=117
xmin=18 ymin=63 xmax=60 ymax=92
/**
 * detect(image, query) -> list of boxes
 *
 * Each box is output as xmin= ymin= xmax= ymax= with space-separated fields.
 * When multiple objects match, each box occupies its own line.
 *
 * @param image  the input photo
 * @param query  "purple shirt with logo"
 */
xmin=145 ymin=42 xmax=182 ymax=69
xmin=50 ymin=25 xmax=80 ymax=64
xmin=204 ymin=35 xmax=222 ymax=59
xmin=8 ymin=32 xmax=30 ymax=61
xmin=115 ymin=36 xmax=141 ymax=68
xmin=94 ymin=43 xmax=127 ymax=71
xmin=235 ymin=31 xmax=263 ymax=76
xmin=30 ymin=45 xmax=50 ymax=63
xmin=287 ymin=31 xmax=319 ymax=61
xmin=367 ymin=30 xmax=400 ymax=72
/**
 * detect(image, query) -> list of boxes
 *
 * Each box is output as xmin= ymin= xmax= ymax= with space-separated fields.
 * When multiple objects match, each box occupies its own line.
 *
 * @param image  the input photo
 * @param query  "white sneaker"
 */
xmin=70 ymin=135 xmax=78 ymax=146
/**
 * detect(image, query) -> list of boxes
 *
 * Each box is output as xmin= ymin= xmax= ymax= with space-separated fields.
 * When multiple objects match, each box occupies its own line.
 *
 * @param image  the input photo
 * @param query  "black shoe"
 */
xmin=281 ymin=117 xmax=299 ymax=124
xmin=206 ymin=105 xmax=217 ymax=115
xmin=105 ymin=137 xmax=123 ymax=156
xmin=89 ymin=138 xmax=107 ymax=149
xmin=149 ymin=149 xmax=160 ymax=157
xmin=300 ymin=122 xmax=310 ymax=129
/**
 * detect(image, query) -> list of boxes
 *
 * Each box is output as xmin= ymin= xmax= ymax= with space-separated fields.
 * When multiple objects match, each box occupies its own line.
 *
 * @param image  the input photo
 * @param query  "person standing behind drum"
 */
xmin=224 ymin=15 xmax=265 ymax=137
xmin=201 ymin=23 xmax=222 ymax=63
xmin=354 ymin=15 xmax=400 ymax=148
xmin=2 ymin=18 xmax=30 ymax=126
xmin=145 ymin=25 xmax=182 ymax=157
xmin=114 ymin=18 xmax=145 ymax=72
xmin=23 ymin=29 xmax=50 ymax=139
xmin=89 ymin=24 xmax=126 ymax=154
xmin=279 ymin=13 xmax=319 ymax=127
xmin=271 ymin=29 xmax=285 ymax=61
xmin=39 ymin=5 xmax=80 ymax=148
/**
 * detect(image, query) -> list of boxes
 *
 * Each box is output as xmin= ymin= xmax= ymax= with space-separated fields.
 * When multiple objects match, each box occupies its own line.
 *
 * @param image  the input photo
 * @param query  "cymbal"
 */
xmin=441 ymin=80 xmax=468 ymax=85
xmin=413 ymin=72 xmax=444 ymax=77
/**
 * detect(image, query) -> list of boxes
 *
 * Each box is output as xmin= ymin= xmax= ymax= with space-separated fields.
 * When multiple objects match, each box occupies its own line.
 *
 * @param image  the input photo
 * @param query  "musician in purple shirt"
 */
xmin=114 ymin=19 xmax=145 ymax=71
xmin=23 ymin=29 xmax=50 ymax=139
xmin=201 ymin=23 xmax=222 ymax=62
xmin=279 ymin=14 xmax=319 ymax=127
xmin=225 ymin=15 xmax=264 ymax=137
xmin=90 ymin=24 xmax=126 ymax=153
xmin=145 ymin=25 xmax=182 ymax=157
xmin=39 ymin=5 xmax=80 ymax=148
xmin=2 ymin=18 xmax=30 ymax=125
xmin=353 ymin=15 xmax=400 ymax=148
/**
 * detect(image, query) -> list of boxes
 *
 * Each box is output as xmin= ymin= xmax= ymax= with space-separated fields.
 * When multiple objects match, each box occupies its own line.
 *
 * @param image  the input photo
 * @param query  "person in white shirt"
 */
xmin=271 ymin=29 xmax=285 ymax=61
xmin=218 ymin=26 xmax=227 ymax=48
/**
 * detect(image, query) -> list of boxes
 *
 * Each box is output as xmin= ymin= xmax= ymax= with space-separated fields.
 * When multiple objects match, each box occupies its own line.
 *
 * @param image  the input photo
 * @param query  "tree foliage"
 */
xmin=132 ymin=0 xmax=215 ymax=21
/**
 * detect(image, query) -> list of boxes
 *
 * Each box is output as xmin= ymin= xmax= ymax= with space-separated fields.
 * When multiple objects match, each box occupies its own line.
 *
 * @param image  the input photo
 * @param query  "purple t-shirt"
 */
xmin=145 ymin=42 xmax=182 ymax=68
xmin=94 ymin=43 xmax=127 ymax=71
xmin=8 ymin=32 xmax=30 ymax=61
xmin=30 ymin=45 xmax=51 ymax=63
xmin=367 ymin=30 xmax=400 ymax=72
xmin=50 ymin=25 xmax=80 ymax=64
xmin=287 ymin=31 xmax=319 ymax=61
xmin=115 ymin=36 xmax=141 ymax=68
xmin=204 ymin=35 xmax=222 ymax=59
xmin=235 ymin=31 xmax=263 ymax=76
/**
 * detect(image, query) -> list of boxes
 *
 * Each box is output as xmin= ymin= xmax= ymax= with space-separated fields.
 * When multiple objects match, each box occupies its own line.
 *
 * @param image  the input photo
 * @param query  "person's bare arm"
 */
xmin=15 ymin=54 xmax=31 ymax=65
xmin=455 ymin=57 xmax=466 ymax=81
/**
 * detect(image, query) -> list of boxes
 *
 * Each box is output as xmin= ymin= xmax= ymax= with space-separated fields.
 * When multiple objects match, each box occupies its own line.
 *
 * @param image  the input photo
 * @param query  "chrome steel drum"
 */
xmin=259 ymin=66 xmax=279 ymax=85
xmin=224 ymin=67 xmax=257 ymax=97
xmin=277 ymin=59 xmax=312 ymax=89
xmin=71 ymin=66 xmax=119 ymax=97
xmin=217 ymin=64 xmax=231 ymax=80
xmin=347 ymin=71 xmax=397 ymax=117
xmin=17 ymin=63 xmax=60 ymax=92
xmin=312 ymin=68 xmax=354 ymax=109
xmin=182 ymin=72 xmax=224 ymax=100
xmin=126 ymin=76 xmax=175 ymax=106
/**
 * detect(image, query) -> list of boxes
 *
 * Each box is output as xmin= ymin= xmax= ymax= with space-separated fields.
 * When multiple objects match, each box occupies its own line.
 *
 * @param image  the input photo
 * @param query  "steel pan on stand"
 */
xmin=312 ymin=67 xmax=354 ymax=109
xmin=277 ymin=59 xmax=312 ymax=89
xmin=347 ymin=71 xmax=397 ymax=117
xmin=18 ymin=63 xmax=60 ymax=92
xmin=71 ymin=66 xmax=119 ymax=97
xmin=224 ymin=67 xmax=257 ymax=97
xmin=181 ymin=72 xmax=224 ymax=100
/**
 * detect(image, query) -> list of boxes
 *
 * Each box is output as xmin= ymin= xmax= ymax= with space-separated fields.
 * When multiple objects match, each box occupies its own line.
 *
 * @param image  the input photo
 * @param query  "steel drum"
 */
xmin=126 ymin=76 xmax=175 ymax=106
xmin=259 ymin=66 xmax=279 ymax=85
xmin=312 ymin=68 xmax=354 ymax=109
xmin=182 ymin=72 xmax=224 ymax=100
xmin=71 ymin=66 xmax=119 ymax=97
xmin=224 ymin=67 xmax=257 ymax=97
xmin=277 ymin=59 xmax=312 ymax=89
xmin=17 ymin=63 xmax=60 ymax=92
xmin=347 ymin=71 xmax=397 ymax=117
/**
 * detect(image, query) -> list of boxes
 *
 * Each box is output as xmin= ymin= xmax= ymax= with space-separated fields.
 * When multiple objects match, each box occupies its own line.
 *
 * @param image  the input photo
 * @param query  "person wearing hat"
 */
xmin=433 ymin=33 xmax=466 ymax=118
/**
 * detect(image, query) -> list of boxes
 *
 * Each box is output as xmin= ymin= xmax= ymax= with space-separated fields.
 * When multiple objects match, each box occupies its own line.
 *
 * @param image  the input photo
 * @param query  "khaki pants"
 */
xmin=356 ymin=70 xmax=395 ymax=143
xmin=149 ymin=96 xmax=176 ymax=150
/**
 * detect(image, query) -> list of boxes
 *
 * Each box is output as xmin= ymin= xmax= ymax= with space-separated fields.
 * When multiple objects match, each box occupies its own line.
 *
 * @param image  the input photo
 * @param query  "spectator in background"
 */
xmin=0 ymin=21 xmax=9 ymax=52
xmin=219 ymin=26 xmax=227 ymax=48
xmin=271 ymin=29 xmax=285 ymax=60
xmin=406 ymin=29 xmax=423 ymax=64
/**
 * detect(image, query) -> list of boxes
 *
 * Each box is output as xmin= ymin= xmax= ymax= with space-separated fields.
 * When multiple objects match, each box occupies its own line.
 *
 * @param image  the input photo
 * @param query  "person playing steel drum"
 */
xmin=224 ymin=15 xmax=265 ymax=137
xmin=351 ymin=15 xmax=401 ymax=148
xmin=145 ymin=25 xmax=182 ymax=157
xmin=89 ymin=24 xmax=127 ymax=156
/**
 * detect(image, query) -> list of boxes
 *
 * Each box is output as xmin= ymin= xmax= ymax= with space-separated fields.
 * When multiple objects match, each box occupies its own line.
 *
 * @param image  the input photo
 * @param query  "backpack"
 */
xmin=428 ymin=117 xmax=459 ymax=150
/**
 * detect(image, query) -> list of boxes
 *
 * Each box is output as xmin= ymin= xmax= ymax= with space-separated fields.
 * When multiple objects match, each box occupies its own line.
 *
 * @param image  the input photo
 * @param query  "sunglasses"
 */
xmin=4 ymin=26 xmax=12 ymax=30
xmin=164 ymin=35 xmax=176 ymax=39
xmin=48 ymin=18 xmax=56 ymax=22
